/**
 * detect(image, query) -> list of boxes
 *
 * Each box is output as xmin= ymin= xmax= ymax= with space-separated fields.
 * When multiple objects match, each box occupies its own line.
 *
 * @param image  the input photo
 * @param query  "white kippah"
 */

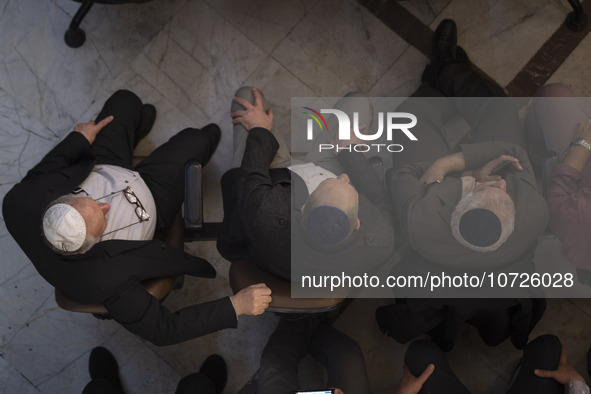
xmin=42 ymin=203 xmax=86 ymax=252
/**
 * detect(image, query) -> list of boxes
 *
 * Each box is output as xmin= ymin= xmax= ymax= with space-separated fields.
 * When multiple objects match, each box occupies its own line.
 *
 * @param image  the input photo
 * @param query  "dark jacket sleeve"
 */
xmin=236 ymin=127 xmax=291 ymax=278
xmin=3 ymin=132 xmax=95 ymax=264
xmin=104 ymin=285 xmax=238 ymax=346
xmin=22 ymin=131 xmax=94 ymax=182
xmin=460 ymin=141 xmax=537 ymax=186
xmin=336 ymin=150 xmax=391 ymax=215
xmin=239 ymin=127 xmax=284 ymax=214
xmin=389 ymin=161 xmax=433 ymax=232
xmin=238 ymin=127 xmax=291 ymax=229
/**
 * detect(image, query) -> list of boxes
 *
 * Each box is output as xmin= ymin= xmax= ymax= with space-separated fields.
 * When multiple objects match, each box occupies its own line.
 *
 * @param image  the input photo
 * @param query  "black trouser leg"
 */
xmin=257 ymin=316 xmax=322 ymax=393
xmin=308 ymin=323 xmax=371 ymax=394
xmin=434 ymin=63 xmax=525 ymax=147
xmin=134 ymin=124 xmax=220 ymax=230
xmin=506 ymin=334 xmax=563 ymax=394
xmin=175 ymin=372 xmax=216 ymax=394
xmin=405 ymin=340 xmax=471 ymax=394
xmin=91 ymin=90 xmax=144 ymax=168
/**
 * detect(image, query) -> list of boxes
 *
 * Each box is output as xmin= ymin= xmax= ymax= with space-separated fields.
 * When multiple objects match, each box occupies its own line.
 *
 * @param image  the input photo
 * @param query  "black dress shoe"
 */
xmin=135 ymin=104 xmax=156 ymax=146
xmin=423 ymin=19 xmax=458 ymax=85
xmin=432 ymin=19 xmax=457 ymax=64
xmin=88 ymin=347 xmax=124 ymax=394
xmin=199 ymin=354 xmax=227 ymax=394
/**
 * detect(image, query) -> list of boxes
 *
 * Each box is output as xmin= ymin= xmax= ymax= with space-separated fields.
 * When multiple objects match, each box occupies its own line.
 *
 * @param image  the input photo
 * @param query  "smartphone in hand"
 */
xmin=490 ymin=160 xmax=515 ymax=177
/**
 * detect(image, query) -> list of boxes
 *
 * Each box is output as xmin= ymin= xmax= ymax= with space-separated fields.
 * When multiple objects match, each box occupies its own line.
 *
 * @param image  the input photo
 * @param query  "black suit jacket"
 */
xmin=218 ymin=128 xmax=395 ymax=281
xmin=2 ymin=132 xmax=237 ymax=346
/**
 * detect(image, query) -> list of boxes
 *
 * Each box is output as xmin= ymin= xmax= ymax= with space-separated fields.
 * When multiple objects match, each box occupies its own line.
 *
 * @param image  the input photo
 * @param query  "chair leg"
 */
xmin=64 ymin=1 xmax=94 ymax=48
xmin=566 ymin=0 xmax=588 ymax=32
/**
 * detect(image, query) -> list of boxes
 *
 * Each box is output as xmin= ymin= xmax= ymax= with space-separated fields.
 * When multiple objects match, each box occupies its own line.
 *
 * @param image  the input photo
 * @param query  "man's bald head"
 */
xmin=302 ymin=174 xmax=360 ymax=246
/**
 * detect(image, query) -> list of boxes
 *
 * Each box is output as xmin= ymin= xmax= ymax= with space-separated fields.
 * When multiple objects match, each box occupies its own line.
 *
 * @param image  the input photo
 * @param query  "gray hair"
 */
xmin=450 ymin=189 xmax=515 ymax=252
xmin=42 ymin=195 xmax=100 ymax=255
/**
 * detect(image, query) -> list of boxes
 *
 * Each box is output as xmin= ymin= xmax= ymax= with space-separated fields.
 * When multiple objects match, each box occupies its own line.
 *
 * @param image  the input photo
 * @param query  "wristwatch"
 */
xmin=571 ymin=137 xmax=591 ymax=152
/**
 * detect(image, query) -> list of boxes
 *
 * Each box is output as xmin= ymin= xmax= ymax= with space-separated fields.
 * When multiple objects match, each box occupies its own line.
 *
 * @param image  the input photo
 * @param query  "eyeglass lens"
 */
xmin=124 ymin=187 xmax=150 ymax=221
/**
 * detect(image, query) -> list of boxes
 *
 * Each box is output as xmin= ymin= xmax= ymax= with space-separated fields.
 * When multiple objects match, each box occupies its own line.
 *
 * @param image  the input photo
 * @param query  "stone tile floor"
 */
xmin=0 ymin=0 xmax=590 ymax=393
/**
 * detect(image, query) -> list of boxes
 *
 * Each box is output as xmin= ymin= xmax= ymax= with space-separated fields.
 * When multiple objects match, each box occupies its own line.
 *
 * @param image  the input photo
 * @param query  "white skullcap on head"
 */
xmin=42 ymin=203 xmax=86 ymax=252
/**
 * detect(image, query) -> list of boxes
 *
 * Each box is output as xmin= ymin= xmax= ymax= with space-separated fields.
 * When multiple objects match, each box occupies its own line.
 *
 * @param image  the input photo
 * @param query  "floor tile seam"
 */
xmin=262 ymin=1 xmax=319 ymax=57
xmin=192 ymin=0 xmax=269 ymax=60
xmin=567 ymin=297 xmax=591 ymax=319
xmin=268 ymin=51 xmax=344 ymax=98
xmin=7 ymin=47 xmax=83 ymax=136
xmin=357 ymin=0 xmax=590 ymax=97
xmin=364 ymin=42 xmax=414 ymax=95
xmin=2 ymin=292 xmax=53 ymax=350
xmin=2 ymin=49 xmax=53 ymax=126
xmin=141 ymin=340 xmax=185 ymax=380
xmin=0 ymin=258 xmax=30 ymax=287
xmin=11 ymin=106 xmax=61 ymax=141
xmin=32 ymin=326 xmax=122 ymax=387
xmin=129 ymin=53 xmax=200 ymax=121
xmin=0 ymin=357 xmax=41 ymax=393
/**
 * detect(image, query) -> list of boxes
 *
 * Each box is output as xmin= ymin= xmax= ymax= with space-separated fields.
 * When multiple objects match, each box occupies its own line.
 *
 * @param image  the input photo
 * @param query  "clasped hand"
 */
xmin=469 ymin=154 xmax=523 ymax=182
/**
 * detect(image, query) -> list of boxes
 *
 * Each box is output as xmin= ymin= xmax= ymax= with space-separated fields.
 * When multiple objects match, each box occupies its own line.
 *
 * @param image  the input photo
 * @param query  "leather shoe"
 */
xmin=135 ymin=104 xmax=156 ymax=146
xmin=88 ymin=347 xmax=124 ymax=393
xmin=422 ymin=19 xmax=458 ymax=84
xmin=432 ymin=19 xmax=457 ymax=64
xmin=199 ymin=354 xmax=227 ymax=394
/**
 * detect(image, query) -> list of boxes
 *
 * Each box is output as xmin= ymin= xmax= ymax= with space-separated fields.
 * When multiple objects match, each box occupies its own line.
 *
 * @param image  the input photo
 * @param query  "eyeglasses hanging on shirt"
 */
xmin=93 ymin=186 xmax=150 ymax=238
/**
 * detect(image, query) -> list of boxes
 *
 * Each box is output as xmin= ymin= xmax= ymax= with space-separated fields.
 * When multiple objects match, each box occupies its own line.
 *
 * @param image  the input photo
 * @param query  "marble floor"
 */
xmin=0 ymin=0 xmax=590 ymax=393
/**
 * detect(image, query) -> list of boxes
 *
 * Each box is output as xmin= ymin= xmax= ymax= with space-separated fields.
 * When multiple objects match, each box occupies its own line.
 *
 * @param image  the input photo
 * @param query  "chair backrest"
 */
xmin=229 ymin=260 xmax=345 ymax=314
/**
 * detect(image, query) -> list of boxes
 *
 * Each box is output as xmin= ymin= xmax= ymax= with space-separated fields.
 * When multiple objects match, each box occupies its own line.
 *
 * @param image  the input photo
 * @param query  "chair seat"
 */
xmin=229 ymin=260 xmax=345 ymax=313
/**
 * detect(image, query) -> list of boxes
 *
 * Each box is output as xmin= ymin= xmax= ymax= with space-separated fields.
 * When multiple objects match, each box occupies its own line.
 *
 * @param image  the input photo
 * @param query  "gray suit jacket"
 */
xmin=390 ymin=141 xmax=548 ymax=269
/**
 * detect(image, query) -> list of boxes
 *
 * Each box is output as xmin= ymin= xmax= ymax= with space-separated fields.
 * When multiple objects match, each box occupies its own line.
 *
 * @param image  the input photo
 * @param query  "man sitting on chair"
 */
xmin=218 ymin=87 xmax=395 ymax=283
xmin=2 ymin=90 xmax=271 ymax=346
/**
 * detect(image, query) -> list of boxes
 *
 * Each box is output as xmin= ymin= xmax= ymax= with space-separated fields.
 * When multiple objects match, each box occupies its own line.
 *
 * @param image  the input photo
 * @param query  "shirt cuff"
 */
xmin=568 ymin=380 xmax=589 ymax=394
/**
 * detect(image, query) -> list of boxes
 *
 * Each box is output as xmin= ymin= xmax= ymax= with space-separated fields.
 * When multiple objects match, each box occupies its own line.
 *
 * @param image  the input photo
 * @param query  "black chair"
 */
xmin=566 ymin=0 xmax=588 ymax=32
xmin=65 ymin=0 xmax=153 ymax=48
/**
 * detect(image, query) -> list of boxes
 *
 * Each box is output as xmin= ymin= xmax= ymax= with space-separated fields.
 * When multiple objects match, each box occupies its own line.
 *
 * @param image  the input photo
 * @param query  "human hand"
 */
xmin=419 ymin=159 xmax=449 ymax=185
xmin=576 ymin=121 xmax=591 ymax=144
xmin=232 ymin=283 xmax=272 ymax=316
xmin=395 ymin=364 xmax=435 ymax=394
xmin=231 ymin=88 xmax=273 ymax=131
xmin=470 ymin=154 xmax=523 ymax=182
xmin=332 ymin=389 xmax=344 ymax=394
xmin=534 ymin=346 xmax=585 ymax=385
xmin=74 ymin=116 xmax=114 ymax=145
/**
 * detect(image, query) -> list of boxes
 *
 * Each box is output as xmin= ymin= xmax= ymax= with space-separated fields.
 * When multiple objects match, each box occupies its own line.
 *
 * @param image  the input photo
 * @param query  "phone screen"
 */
xmin=291 ymin=391 xmax=335 ymax=394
